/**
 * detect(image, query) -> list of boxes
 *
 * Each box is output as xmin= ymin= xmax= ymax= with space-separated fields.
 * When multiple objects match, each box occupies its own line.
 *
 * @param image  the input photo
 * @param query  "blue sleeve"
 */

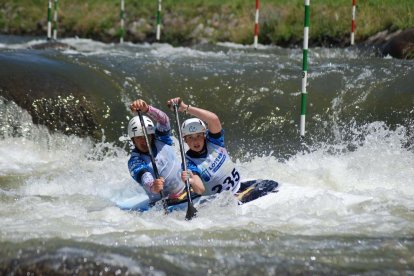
xmin=206 ymin=129 xmax=225 ymax=147
xmin=186 ymin=158 xmax=201 ymax=176
xmin=155 ymin=129 xmax=173 ymax=146
xmin=128 ymin=154 xmax=151 ymax=184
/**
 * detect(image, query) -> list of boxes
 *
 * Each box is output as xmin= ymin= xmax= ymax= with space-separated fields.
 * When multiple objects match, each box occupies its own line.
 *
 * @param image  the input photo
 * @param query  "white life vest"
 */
xmin=134 ymin=140 xmax=184 ymax=201
xmin=186 ymin=141 xmax=240 ymax=196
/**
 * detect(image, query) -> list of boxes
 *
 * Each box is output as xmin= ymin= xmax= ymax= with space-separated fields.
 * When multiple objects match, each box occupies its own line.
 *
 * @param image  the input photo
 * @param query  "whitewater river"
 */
xmin=0 ymin=35 xmax=413 ymax=275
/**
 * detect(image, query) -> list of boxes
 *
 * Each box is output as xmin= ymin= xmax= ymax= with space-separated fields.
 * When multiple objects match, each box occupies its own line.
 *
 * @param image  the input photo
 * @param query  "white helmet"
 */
xmin=182 ymin=118 xmax=206 ymax=136
xmin=128 ymin=116 xmax=155 ymax=138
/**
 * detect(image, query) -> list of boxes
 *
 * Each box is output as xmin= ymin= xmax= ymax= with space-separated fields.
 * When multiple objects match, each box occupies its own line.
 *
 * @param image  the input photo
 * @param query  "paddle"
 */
xmin=136 ymin=109 xmax=168 ymax=214
xmin=172 ymin=102 xmax=198 ymax=220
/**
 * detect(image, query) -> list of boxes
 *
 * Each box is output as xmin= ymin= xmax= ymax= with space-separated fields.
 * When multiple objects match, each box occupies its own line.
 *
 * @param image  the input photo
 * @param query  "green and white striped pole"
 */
xmin=120 ymin=0 xmax=125 ymax=43
xmin=300 ymin=0 xmax=310 ymax=137
xmin=156 ymin=0 xmax=162 ymax=41
xmin=52 ymin=0 xmax=58 ymax=40
xmin=47 ymin=0 xmax=52 ymax=40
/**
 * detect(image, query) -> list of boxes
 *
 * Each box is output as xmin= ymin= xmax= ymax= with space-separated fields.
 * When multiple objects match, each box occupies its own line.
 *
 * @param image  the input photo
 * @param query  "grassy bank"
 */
xmin=0 ymin=0 xmax=413 ymax=46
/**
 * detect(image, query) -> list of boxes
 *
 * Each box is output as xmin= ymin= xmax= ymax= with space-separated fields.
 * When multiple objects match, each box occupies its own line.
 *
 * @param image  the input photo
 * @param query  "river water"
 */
xmin=0 ymin=35 xmax=413 ymax=275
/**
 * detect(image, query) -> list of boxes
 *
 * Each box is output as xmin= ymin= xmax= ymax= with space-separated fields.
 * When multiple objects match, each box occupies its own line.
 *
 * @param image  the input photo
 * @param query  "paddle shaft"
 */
xmin=173 ymin=104 xmax=193 ymax=203
xmin=136 ymin=110 xmax=167 ymax=205
xmin=173 ymin=103 xmax=197 ymax=220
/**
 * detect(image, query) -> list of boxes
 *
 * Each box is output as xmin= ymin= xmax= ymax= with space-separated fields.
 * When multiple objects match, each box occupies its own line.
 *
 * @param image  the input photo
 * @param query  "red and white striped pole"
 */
xmin=300 ymin=0 xmax=310 ymax=137
xmin=253 ymin=0 xmax=260 ymax=49
xmin=351 ymin=0 xmax=356 ymax=45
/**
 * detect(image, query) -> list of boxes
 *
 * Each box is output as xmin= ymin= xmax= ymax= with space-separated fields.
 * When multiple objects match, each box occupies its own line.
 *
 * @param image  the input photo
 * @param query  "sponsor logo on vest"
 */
xmin=201 ymin=168 xmax=211 ymax=182
xmin=208 ymin=150 xmax=226 ymax=173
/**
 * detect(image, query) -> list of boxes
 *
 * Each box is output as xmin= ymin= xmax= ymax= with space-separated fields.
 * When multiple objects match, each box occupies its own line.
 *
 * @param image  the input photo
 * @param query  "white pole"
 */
xmin=253 ymin=0 xmax=260 ymax=49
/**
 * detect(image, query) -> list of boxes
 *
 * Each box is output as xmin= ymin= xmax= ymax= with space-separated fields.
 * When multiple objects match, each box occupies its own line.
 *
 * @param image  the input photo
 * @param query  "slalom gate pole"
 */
xmin=52 ymin=0 xmax=58 ymax=40
xmin=351 ymin=0 xmax=356 ymax=45
xmin=254 ymin=0 xmax=260 ymax=49
xmin=156 ymin=0 xmax=162 ymax=41
xmin=300 ymin=0 xmax=310 ymax=137
xmin=120 ymin=0 xmax=125 ymax=43
xmin=47 ymin=0 xmax=52 ymax=40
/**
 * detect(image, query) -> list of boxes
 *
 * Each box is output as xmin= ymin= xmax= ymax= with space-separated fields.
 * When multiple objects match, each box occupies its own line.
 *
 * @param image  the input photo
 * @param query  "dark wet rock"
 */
xmin=0 ymin=87 xmax=103 ymax=140
xmin=0 ymin=51 xmax=128 ymax=142
xmin=0 ymin=243 xmax=132 ymax=276
xmin=364 ymin=30 xmax=398 ymax=46
xmin=1 ymin=257 xmax=131 ymax=276
xmin=0 ymin=240 xmax=183 ymax=276
xmin=382 ymin=29 xmax=414 ymax=59
xmin=364 ymin=28 xmax=414 ymax=59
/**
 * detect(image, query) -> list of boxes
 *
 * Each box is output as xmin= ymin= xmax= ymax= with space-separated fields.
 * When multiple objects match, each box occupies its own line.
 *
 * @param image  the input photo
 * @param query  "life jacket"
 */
xmin=130 ymin=140 xmax=184 ymax=203
xmin=186 ymin=141 xmax=240 ymax=196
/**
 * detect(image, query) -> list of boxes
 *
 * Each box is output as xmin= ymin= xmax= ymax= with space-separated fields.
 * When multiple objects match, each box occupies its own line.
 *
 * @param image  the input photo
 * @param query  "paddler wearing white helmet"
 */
xmin=127 ymin=99 xmax=204 ymax=205
xmin=167 ymin=97 xmax=241 ymax=196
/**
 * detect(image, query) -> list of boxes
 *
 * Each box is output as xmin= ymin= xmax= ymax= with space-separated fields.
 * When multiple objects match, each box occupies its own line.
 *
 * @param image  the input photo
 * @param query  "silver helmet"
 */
xmin=128 ymin=116 xmax=155 ymax=138
xmin=181 ymin=118 xmax=206 ymax=136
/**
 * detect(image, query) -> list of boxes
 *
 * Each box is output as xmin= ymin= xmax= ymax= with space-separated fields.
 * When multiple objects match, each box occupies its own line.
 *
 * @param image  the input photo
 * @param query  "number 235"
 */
xmin=211 ymin=168 xmax=240 ymax=193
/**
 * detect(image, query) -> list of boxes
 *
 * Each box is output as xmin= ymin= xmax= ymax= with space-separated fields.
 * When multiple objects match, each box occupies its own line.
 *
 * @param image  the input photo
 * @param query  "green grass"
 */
xmin=0 ymin=0 xmax=413 ymax=45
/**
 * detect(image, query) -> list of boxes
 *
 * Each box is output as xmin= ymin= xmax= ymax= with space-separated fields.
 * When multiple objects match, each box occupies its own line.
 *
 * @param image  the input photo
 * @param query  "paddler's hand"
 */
xmin=151 ymin=177 xmax=165 ymax=194
xmin=182 ymin=171 xmax=205 ymax=194
xmin=130 ymin=99 xmax=149 ymax=113
xmin=167 ymin=97 xmax=184 ymax=112
xmin=181 ymin=170 xmax=193 ymax=184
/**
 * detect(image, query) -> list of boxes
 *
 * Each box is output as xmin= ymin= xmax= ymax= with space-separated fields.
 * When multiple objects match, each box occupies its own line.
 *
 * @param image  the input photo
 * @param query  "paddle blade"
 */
xmin=185 ymin=203 xmax=197 ymax=220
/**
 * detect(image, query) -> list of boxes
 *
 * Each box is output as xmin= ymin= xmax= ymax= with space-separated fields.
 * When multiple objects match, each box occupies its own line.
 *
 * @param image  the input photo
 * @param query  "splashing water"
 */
xmin=0 ymin=36 xmax=414 ymax=274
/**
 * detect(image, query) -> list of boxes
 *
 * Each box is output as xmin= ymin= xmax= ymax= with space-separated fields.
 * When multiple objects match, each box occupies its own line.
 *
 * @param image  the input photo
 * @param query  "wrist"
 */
xmin=185 ymin=104 xmax=191 ymax=114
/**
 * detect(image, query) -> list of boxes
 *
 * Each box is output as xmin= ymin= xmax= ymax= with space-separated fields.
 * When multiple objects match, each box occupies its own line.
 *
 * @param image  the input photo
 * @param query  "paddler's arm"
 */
xmin=129 ymin=156 xmax=164 ymax=195
xmin=151 ymin=177 xmax=165 ymax=194
xmin=181 ymin=170 xmax=205 ymax=194
xmin=140 ymin=171 xmax=165 ymax=195
xmin=130 ymin=99 xmax=171 ymax=133
xmin=183 ymin=159 xmax=205 ymax=194
xmin=168 ymin=97 xmax=222 ymax=134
